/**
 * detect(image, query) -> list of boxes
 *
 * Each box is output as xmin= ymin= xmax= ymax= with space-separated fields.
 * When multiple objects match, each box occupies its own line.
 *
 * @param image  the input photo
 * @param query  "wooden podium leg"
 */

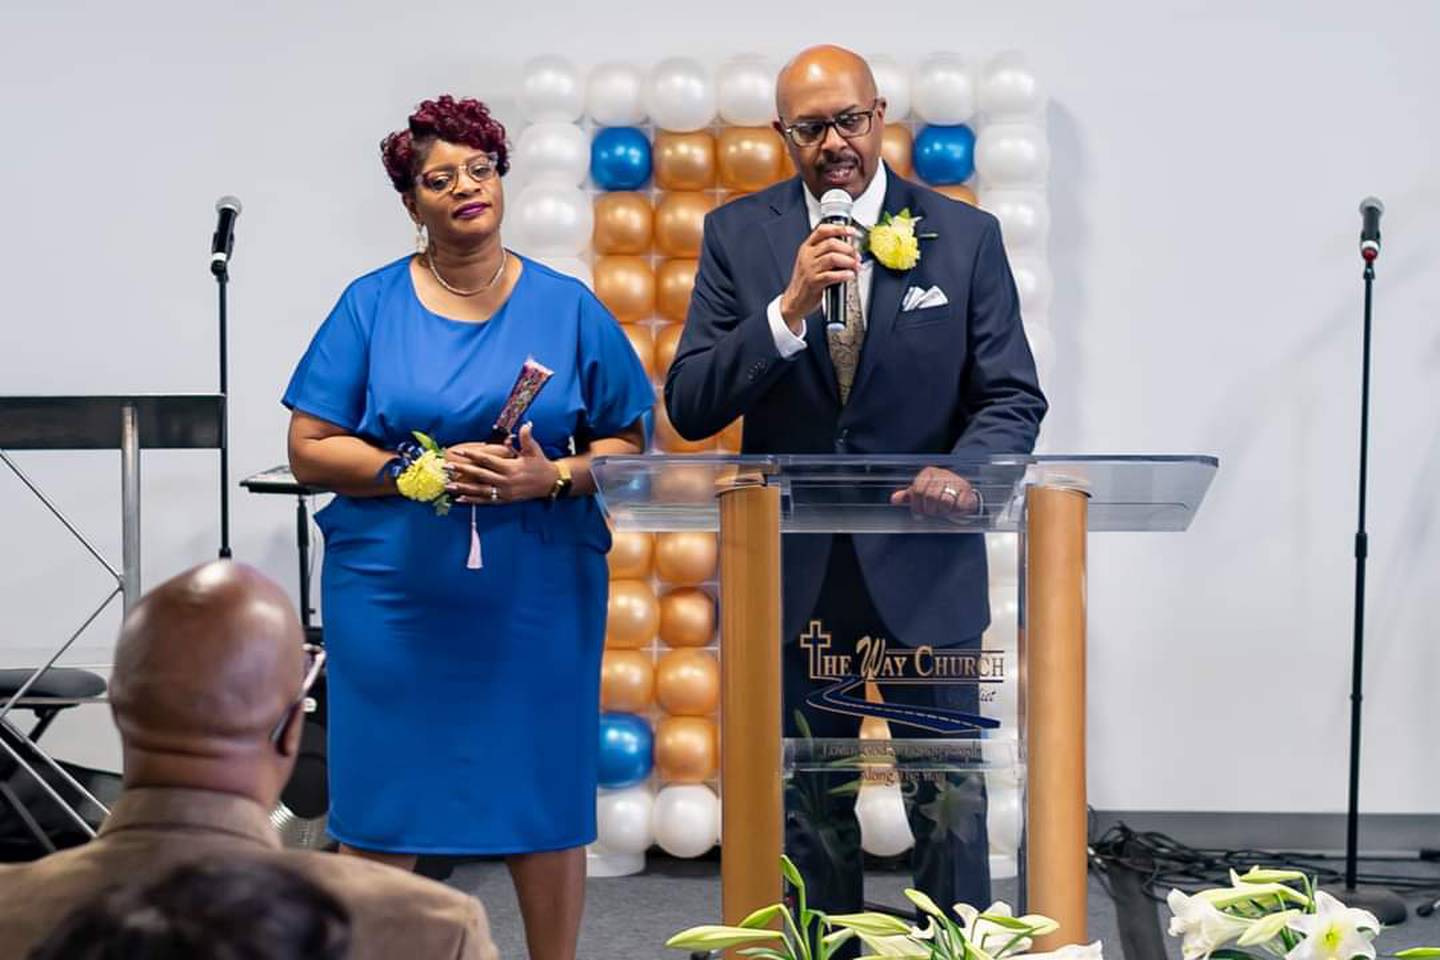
xmin=718 ymin=482 xmax=783 ymax=935
xmin=1024 ymin=484 xmax=1088 ymax=948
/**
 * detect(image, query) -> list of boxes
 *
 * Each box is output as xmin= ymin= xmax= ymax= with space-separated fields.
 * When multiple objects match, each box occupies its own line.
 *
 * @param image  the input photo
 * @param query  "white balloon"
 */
xmin=986 ymin=775 xmax=1024 ymax=857
xmin=716 ymin=55 xmax=776 ymax=126
xmin=867 ymin=55 xmax=911 ymax=122
xmin=975 ymin=123 xmax=1049 ymax=187
xmin=646 ymin=57 xmax=715 ymax=133
xmin=533 ymin=255 xmax=592 ymax=289
xmin=912 ymin=53 xmax=975 ymax=124
xmin=587 ymin=62 xmax=647 ymax=126
xmin=514 ymin=122 xmax=589 ymax=188
xmin=856 ymin=781 xmax=915 ymax=857
xmin=652 ymin=784 xmax=720 ymax=858
xmin=519 ymin=56 xmax=584 ymax=124
xmin=586 ymin=843 xmax=645 ymax=877
xmin=978 ymin=188 xmax=1050 ymax=252
xmin=596 ymin=786 xmax=655 ymax=855
xmin=510 ymin=184 xmax=593 ymax=256
xmin=1009 ymin=255 xmax=1053 ymax=315
xmin=979 ymin=52 xmax=1046 ymax=121
xmin=983 ymin=589 xmax=1019 ymax=650
xmin=986 ymin=533 xmax=1019 ymax=577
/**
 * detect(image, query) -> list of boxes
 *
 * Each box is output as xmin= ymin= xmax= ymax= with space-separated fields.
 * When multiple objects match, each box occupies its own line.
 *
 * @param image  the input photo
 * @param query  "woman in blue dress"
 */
xmin=283 ymin=96 xmax=653 ymax=960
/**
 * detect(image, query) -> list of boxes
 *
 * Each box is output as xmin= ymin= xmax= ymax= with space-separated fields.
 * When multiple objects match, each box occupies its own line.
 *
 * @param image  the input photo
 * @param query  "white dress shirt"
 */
xmin=766 ymin=163 xmax=889 ymax=359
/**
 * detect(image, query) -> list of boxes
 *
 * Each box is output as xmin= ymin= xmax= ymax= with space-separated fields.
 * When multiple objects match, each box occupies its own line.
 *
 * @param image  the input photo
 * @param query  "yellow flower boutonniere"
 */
xmin=865 ymin=208 xmax=937 ymax=271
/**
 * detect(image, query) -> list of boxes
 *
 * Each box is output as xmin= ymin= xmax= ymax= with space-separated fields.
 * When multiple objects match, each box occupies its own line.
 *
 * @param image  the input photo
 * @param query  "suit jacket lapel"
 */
xmin=851 ymin=168 xmax=918 ymax=403
xmin=764 ymin=179 xmax=840 ymax=404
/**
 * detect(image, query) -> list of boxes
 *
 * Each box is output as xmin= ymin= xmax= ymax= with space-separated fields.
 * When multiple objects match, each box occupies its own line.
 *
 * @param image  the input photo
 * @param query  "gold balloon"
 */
xmin=655 ymin=532 xmax=718 ymax=585
xmin=605 ymin=579 xmax=658 ymax=649
xmin=601 ymin=649 xmax=655 ymax=712
xmin=936 ymin=183 xmax=977 ymax=205
xmin=717 ymin=127 xmax=786 ymax=192
xmin=778 ymin=145 xmax=796 ymax=179
xmin=653 ymin=463 xmax=717 ymax=505
xmin=593 ymin=256 xmax=655 ymax=323
xmin=608 ymin=530 xmax=654 ymax=580
xmin=653 ymin=131 xmax=717 ymax=191
xmin=718 ymin=417 xmax=743 ymax=452
xmin=592 ymin=192 xmax=653 ymax=254
xmin=618 ymin=323 xmax=654 ymax=378
xmin=653 ymin=192 xmax=713 ymax=259
xmin=655 ymin=649 xmax=720 ymax=716
xmin=654 ymin=715 xmax=718 ymax=783
xmin=659 ymin=586 xmax=716 ymax=648
xmin=654 ymin=401 xmax=716 ymax=454
xmin=653 ymin=323 xmax=683 ymax=381
xmin=656 ymin=259 xmax=698 ymax=323
xmin=882 ymin=124 xmax=914 ymax=179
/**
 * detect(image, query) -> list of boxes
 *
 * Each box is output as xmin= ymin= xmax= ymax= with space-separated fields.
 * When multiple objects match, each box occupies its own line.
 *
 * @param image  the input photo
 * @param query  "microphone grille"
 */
xmin=818 ymin=188 xmax=853 ymax=220
xmin=216 ymin=195 xmax=243 ymax=215
xmin=1358 ymin=196 xmax=1384 ymax=215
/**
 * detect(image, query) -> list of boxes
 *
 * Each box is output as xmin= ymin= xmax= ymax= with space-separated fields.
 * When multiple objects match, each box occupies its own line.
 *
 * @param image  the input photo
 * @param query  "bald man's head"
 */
xmin=110 ymin=562 xmax=305 ymax=798
xmin=774 ymin=45 xmax=886 ymax=199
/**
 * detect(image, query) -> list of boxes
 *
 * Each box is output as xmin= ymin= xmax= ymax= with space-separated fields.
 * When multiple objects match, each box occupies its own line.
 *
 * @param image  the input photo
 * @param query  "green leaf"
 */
xmin=820 ymin=927 xmax=856 ymax=960
xmin=826 ymin=913 xmax=914 ymax=937
xmin=780 ymin=854 xmax=805 ymax=890
xmin=1208 ymin=950 xmax=1261 ymax=959
xmin=1237 ymin=867 xmax=1307 ymax=884
xmin=741 ymin=903 xmax=786 ymax=930
xmin=904 ymin=888 xmax=947 ymax=919
xmin=739 ymin=949 xmax=794 ymax=960
xmin=1395 ymin=951 xmax=1440 ymax=958
xmin=412 ymin=430 xmax=441 ymax=453
xmin=666 ymin=925 xmax=786 ymax=950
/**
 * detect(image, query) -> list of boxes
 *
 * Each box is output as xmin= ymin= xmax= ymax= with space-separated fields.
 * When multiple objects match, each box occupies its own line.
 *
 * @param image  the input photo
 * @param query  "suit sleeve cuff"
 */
xmin=767 ymin=295 xmax=808 ymax=359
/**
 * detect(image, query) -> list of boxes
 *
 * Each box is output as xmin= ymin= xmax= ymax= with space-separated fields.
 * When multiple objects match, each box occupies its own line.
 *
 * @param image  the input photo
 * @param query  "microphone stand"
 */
xmin=212 ymin=260 xmax=232 ymax=560
xmin=1325 ymin=248 xmax=1406 ymax=924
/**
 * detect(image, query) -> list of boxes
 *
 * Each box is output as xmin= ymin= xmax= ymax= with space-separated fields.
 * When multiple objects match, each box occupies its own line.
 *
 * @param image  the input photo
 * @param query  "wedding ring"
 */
xmin=489 ymin=487 xmax=500 ymax=502
xmin=942 ymin=485 xmax=960 ymax=501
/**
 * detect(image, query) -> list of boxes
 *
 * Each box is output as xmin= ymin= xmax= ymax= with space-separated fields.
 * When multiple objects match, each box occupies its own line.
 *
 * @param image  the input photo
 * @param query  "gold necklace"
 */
xmin=426 ymin=249 xmax=507 ymax=297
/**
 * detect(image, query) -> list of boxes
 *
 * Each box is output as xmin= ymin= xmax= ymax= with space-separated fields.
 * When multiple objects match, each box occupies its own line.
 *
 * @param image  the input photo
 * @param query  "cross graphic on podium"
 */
xmin=799 ymin=620 xmax=854 ymax=679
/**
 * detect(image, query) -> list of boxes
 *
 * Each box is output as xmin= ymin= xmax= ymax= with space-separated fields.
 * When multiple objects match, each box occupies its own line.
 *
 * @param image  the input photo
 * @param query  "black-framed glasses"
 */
xmin=781 ymin=101 xmax=882 ymax=147
xmin=416 ymin=153 xmax=499 ymax=194
xmin=270 ymin=643 xmax=325 ymax=744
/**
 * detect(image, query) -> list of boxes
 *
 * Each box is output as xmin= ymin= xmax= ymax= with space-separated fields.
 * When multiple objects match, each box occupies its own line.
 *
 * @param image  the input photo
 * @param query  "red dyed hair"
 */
xmin=380 ymin=95 xmax=509 ymax=193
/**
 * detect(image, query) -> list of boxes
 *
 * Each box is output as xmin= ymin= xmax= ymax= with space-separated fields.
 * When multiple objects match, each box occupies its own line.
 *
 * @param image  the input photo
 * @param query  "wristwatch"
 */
xmin=548 ymin=460 xmax=573 ymax=501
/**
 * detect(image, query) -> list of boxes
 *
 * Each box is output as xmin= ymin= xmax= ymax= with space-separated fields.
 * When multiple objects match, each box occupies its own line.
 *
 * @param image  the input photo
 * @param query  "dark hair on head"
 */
xmin=380 ymin=95 xmax=509 ymax=193
xmin=26 ymin=858 xmax=351 ymax=960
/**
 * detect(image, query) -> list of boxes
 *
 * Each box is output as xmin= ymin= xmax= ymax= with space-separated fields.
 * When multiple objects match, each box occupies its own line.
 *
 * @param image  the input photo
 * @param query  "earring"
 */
xmin=414 ymin=222 xmax=429 ymax=256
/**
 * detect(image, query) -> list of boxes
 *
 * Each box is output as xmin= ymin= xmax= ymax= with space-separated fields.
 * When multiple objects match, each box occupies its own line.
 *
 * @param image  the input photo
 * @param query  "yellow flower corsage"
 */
xmin=381 ymin=431 xmax=452 ymax=515
xmin=865 ymin=208 xmax=936 ymax=271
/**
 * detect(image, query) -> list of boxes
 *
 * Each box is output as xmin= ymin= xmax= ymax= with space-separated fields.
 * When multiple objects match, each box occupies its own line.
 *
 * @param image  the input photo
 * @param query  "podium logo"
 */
xmin=799 ymin=621 xmax=1006 ymax=684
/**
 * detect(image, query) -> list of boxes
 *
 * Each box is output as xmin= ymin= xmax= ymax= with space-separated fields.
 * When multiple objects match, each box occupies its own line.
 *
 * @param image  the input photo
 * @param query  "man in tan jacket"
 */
xmin=0 ymin=561 xmax=499 ymax=960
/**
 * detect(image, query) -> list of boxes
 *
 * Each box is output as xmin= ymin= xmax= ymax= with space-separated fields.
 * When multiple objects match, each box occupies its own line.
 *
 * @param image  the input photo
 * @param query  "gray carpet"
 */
xmin=447 ymin=857 xmax=1440 ymax=959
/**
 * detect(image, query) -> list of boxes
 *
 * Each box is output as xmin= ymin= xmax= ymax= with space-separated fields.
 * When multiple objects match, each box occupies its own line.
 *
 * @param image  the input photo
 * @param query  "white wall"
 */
xmin=1 ymin=0 xmax=1436 ymax=812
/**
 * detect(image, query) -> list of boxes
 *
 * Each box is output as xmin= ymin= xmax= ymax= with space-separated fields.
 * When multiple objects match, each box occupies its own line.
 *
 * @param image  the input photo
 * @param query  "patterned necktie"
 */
xmin=827 ymin=277 xmax=865 ymax=403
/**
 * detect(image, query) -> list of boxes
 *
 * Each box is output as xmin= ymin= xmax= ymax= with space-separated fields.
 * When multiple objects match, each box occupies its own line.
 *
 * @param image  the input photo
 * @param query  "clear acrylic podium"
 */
xmin=592 ymin=454 xmax=1217 ymax=949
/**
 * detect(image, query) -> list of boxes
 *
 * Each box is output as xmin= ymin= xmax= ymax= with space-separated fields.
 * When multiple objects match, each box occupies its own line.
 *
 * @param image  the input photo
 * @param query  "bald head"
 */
xmin=774 ymin=45 xmax=886 ymax=199
xmin=110 ymin=562 xmax=305 ymax=794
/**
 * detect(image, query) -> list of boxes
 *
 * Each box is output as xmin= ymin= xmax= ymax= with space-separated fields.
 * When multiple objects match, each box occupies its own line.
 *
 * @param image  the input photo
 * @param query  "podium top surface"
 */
xmin=592 ymin=454 xmax=1218 ymax=533
xmin=0 ymin=395 xmax=225 ymax=450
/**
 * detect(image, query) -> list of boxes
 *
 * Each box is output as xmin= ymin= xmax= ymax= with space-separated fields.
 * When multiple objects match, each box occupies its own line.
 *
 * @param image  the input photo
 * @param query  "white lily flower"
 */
xmin=1285 ymin=890 xmax=1380 ymax=960
xmin=1014 ymin=941 xmax=1105 ymax=959
xmin=1167 ymin=888 xmax=1254 ymax=959
xmin=957 ymin=901 xmax=1060 ymax=957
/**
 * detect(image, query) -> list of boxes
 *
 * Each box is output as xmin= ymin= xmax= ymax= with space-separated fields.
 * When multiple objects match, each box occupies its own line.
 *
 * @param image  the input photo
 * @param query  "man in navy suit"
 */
xmin=664 ymin=45 xmax=1046 ymax=917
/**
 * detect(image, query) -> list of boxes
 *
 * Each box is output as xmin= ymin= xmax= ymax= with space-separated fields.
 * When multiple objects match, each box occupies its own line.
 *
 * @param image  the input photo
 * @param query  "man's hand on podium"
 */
xmin=890 ymin=466 xmax=979 ymax=519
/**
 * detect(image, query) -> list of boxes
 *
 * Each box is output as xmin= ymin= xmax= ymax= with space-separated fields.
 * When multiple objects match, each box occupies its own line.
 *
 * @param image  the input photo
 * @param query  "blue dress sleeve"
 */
xmin=577 ymin=291 xmax=655 ymax=444
xmin=282 ymin=287 xmax=370 ymax=432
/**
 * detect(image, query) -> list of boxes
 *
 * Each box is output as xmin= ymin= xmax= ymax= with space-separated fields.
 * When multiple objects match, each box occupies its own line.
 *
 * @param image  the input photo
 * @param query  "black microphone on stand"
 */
xmin=819 ymin=188 xmax=854 ymax=331
xmin=210 ymin=195 xmax=241 ymax=559
xmin=211 ymin=196 xmax=242 ymax=278
xmin=1359 ymin=196 xmax=1383 ymax=263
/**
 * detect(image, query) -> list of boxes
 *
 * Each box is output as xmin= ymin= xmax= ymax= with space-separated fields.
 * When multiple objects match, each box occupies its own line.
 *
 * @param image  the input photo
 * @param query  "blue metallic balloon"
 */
xmin=913 ymin=124 xmax=976 ymax=186
xmin=590 ymin=127 xmax=652 ymax=191
xmin=597 ymin=711 xmax=654 ymax=788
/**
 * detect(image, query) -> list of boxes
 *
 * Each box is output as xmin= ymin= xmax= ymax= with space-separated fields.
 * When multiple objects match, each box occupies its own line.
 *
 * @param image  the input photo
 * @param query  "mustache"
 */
xmin=815 ymin=149 xmax=861 ymax=168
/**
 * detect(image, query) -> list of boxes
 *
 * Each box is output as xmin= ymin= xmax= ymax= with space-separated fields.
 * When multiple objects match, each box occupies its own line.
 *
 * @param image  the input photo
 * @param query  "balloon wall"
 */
xmin=508 ymin=50 xmax=1047 ymax=877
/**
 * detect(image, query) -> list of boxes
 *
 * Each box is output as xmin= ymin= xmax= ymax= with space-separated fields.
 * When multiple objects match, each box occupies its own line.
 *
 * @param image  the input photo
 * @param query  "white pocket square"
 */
xmin=902 ymin=285 xmax=949 ymax=311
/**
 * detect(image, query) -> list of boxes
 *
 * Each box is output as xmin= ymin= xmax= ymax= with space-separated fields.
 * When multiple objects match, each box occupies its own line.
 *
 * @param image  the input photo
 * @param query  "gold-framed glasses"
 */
xmin=270 ymin=643 xmax=325 ymax=743
xmin=416 ymin=153 xmax=499 ymax=194
xmin=781 ymin=101 xmax=881 ymax=147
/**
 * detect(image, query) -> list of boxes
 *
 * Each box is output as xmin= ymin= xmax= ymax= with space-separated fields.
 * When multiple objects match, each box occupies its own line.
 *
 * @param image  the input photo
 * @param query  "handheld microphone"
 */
xmin=819 ymin=188 xmax=854 ymax=330
xmin=211 ymin=195 xmax=242 ymax=276
xmin=1359 ymin=196 xmax=1383 ymax=263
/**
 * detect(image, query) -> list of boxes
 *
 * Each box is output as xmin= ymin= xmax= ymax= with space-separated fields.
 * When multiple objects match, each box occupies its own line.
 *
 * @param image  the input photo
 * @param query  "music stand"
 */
xmin=240 ymin=465 xmax=322 ymax=637
xmin=0 ymin=394 xmax=224 ymax=835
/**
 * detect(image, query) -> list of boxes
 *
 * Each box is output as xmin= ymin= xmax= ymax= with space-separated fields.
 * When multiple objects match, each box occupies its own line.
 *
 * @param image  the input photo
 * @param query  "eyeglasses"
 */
xmin=270 ymin=643 xmax=325 ymax=744
xmin=416 ymin=154 xmax=499 ymax=194
xmin=781 ymin=101 xmax=882 ymax=147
